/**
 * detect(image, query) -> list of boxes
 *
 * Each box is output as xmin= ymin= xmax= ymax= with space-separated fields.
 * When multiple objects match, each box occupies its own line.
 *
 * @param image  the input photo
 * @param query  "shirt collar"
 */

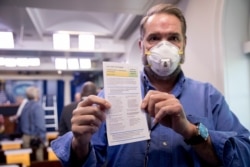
xmin=141 ymin=70 xmax=186 ymax=98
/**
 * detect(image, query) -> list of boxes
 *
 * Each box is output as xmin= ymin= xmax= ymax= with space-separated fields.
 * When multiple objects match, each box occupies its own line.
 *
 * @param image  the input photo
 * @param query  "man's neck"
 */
xmin=145 ymin=68 xmax=180 ymax=93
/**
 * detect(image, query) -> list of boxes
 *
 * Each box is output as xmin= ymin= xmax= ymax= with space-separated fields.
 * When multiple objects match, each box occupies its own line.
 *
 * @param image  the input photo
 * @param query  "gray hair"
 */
xmin=26 ymin=86 xmax=40 ymax=100
xmin=139 ymin=3 xmax=187 ymax=40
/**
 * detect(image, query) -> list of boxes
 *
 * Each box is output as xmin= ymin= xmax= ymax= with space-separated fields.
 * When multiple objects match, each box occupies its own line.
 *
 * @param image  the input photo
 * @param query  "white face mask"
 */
xmin=145 ymin=41 xmax=182 ymax=77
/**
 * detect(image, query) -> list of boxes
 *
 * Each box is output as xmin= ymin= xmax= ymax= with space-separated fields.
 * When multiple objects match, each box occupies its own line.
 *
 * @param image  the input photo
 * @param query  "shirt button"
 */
xmin=162 ymin=141 xmax=167 ymax=146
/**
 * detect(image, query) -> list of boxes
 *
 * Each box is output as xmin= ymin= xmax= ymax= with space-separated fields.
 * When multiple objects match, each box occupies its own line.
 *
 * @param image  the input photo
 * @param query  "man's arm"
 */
xmin=183 ymin=123 xmax=221 ymax=166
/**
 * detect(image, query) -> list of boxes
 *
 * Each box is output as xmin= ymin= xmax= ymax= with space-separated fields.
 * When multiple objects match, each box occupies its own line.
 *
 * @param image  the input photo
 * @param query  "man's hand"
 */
xmin=141 ymin=90 xmax=196 ymax=139
xmin=71 ymin=95 xmax=111 ymax=159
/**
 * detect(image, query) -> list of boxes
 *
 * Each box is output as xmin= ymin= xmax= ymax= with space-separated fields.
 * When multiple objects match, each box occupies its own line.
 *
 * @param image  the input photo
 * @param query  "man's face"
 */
xmin=140 ymin=13 xmax=186 ymax=65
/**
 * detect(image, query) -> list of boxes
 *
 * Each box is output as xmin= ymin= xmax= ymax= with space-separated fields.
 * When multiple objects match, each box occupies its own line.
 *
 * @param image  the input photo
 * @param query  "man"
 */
xmin=58 ymin=81 xmax=97 ymax=136
xmin=19 ymin=86 xmax=46 ymax=161
xmin=52 ymin=3 xmax=250 ymax=167
xmin=0 ymin=114 xmax=5 ymax=134
xmin=74 ymin=92 xmax=82 ymax=102
xmin=0 ymin=81 xmax=10 ymax=105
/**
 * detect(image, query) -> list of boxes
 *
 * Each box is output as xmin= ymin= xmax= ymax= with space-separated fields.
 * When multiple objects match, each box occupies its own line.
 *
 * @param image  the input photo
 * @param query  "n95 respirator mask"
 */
xmin=145 ymin=41 xmax=182 ymax=77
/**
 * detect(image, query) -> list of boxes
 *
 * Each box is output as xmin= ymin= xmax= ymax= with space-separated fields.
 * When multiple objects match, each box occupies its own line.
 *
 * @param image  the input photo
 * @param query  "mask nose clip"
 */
xmin=161 ymin=59 xmax=171 ymax=68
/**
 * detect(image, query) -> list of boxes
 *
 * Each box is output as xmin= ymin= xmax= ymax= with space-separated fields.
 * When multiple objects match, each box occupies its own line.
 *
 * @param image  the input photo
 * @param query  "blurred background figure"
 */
xmin=59 ymin=81 xmax=97 ymax=136
xmin=74 ymin=92 xmax=82 ymax=102
xmin=0 ymin=81 xmax=10 ymax=105
xmin=19 ymin=86 xmax=46 ymax=161
xmin=0 ymin=114 xmax=5 ymax=139
xmin=9 ymin=96 xmax=28 ymax=122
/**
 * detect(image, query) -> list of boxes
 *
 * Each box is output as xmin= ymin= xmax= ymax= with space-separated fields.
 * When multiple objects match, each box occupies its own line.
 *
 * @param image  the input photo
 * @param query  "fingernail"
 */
xmin=105 ymin=102 xmax=111 ymax=108
xmin=141 ymin=101 xmax=146 ymax=108
xmin=153 ymin=118 xmax=158 ymax=124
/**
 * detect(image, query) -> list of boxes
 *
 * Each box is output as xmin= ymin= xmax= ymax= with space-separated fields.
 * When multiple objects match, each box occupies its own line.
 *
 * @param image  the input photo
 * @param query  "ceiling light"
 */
xmin=57 ymin=70 xmax=62 ymax=75
xmin=67 ymin=58 xmax=79 ymax=70
xmin=0 ymin=32 xmax=14 ymax=49
xmin=78 ymin=34 xmax=95 ymax=50
xmin=0 ymin=57 xmax=5 ymax=66
xmin=53 ymin=33 xmax=70 ymax=50
xmin=28 ymin=58 xmax=40 ymax=66
xmin=16 ymin=58 xmax=29 ymax=67
xmin=5 ymin=58 xmax=16 ymax=67
xmin=55 ymin=58 xmax=67 ymax=70
xmin=79 ymin=58 xmax=91 ymax=69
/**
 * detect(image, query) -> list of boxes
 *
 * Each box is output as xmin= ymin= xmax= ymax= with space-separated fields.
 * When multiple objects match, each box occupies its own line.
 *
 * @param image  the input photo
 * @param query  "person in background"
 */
xmin=74 ymin=92 xmax=82 ymax=103
xmin=19 ymin=86 xmax=46 ymax=161
xmin=0 ymin=114 xmax=5 ymax=138
xmin=58 ymin=81 xmax=97 ymax=136
xmin=0 ymin=81 xmax=10 ymax=105
xmin=52 ymin=3 xmax=250 ymax=167
xmin=0 ymin=114 xmax=4 ymax=132
xmin=9 ymin=96 xmax=28 ymax=122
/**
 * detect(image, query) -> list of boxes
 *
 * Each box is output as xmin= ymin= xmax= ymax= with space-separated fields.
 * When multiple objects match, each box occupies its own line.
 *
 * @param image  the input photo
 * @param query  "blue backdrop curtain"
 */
xmin=57 ymin=80 xmax=64 ymax=121
xmin=43 ymin=80 xmax=47 ymax=95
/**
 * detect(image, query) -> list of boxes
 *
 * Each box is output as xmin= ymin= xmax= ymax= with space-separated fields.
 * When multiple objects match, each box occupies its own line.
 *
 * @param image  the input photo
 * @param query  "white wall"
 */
xmin=179 ymin=0 xmax=225 ymax=93
xmin=222 ymin=0 xmax=250 ymax=130
xmin=125 ymin=0 xmax=250 ymax=130
xmin=125 ymin=28 xmax=142 ymax=68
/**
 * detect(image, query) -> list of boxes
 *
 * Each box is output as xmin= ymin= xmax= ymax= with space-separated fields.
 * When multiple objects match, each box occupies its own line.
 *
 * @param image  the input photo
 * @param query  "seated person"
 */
xmin=0 ymin=82 xmax=10 ymax=105
xmin=0 ymin=114 xmax=5 ymax=134
xmin=74 ymin=92 xmax=82 ymax=102
xmin=59 ymin=81 xmax=97 ymax=136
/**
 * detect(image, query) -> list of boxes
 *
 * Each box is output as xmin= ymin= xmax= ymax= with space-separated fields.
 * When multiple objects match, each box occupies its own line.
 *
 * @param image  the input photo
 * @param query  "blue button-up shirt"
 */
xmin=52 ymin=71 xmax=250 ymax=167
xmin=19 ymin=100 xmax=46 ymax=142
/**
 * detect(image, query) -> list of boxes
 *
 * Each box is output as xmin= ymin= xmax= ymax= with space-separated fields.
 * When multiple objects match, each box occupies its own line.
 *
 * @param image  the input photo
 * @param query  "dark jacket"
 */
xmin=58 ymin=102 xmax=78 ymax=136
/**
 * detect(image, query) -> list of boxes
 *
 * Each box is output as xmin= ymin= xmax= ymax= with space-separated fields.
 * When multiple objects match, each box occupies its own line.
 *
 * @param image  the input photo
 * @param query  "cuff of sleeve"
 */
xmin=51 ymin=132 xmax=96 ymax=167
xmin=209 ymin=130 xmax=237 ymax=163
xmin=51 ymin=132 xmax=73 ymax=166
xmin=82 ymin=144 xmax=96 ymax=167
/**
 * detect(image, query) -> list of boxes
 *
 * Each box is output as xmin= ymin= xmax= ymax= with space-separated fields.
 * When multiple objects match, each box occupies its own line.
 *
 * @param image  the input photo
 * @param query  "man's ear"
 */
xmin=138 ymin=40 xmax=142 ymax=50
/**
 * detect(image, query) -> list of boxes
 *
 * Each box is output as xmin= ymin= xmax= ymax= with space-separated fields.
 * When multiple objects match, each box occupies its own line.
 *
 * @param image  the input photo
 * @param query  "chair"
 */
xmin=30 ymin=160 xmax=62 ymax=167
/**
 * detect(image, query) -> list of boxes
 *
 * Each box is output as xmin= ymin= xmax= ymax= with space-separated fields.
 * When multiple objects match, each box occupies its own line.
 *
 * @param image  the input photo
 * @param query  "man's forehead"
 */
xmin=144 ymin=14 xmax=182 ymax=35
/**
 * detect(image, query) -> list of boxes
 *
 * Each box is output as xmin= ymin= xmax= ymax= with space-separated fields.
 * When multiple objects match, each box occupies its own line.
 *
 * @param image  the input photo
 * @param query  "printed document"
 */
xmin=103 ymin=62 xmax=150 ymax=146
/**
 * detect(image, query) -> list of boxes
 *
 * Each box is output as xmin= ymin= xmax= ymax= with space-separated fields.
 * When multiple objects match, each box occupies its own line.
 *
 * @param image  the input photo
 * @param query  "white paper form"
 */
xmin=103 ymin=62 xmax=150 ymax=146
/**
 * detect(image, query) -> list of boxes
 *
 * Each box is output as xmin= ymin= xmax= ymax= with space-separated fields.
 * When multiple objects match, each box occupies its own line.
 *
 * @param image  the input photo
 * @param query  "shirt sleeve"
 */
xmin=51 ymin=132 xmax=98 ymax=167
xmin=207 ymin=86 xmax=250 ymax=166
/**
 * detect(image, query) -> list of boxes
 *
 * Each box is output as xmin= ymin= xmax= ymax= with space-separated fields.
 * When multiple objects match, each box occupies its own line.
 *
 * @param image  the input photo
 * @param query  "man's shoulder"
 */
xmin=185 ymin=77 xmax=214 ymax=87
xmin=63 ymin=102 xmax=79 ymax=111
xmin=185 ymin=77 xmax=220 ymax=94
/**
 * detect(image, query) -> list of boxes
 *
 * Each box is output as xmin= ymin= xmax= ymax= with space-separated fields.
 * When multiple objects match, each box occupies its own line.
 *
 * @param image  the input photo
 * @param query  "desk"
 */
xmin=0 ymin=105 xmax=18 ymax=135
xmin=0 ymin=140 xmax=22 ymax=151
xmin=0 ymin=105 xmax=18 ymax=116
xmin=47 ymin=147 xmax=58 ymax=161
xmin=46 ymin=132 xmax=58 ymax=142
xmin=4 ymin=149 xmax=32 ymax=167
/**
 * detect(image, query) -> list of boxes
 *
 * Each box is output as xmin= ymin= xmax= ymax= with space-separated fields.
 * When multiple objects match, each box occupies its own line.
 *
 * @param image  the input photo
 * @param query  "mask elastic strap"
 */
xmin=178 ymin=50 xmax=183 ymax=55
xmin=145 ymin=50 xmax=151 ymax=55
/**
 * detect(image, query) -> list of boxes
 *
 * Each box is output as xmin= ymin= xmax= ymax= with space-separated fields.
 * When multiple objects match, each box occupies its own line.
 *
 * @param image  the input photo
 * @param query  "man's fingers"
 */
xmin=72 ymin=114 xmax=104 ymax=127
xmin=77 ymin=95 xmax=111 ymax=110
xmin=142 ymin=90 xmax=170 ymax=116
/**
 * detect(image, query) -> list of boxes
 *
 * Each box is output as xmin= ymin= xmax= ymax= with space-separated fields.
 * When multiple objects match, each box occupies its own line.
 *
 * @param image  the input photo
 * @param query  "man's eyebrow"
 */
xmin=168 ymin=32 xmax=181 ymax=36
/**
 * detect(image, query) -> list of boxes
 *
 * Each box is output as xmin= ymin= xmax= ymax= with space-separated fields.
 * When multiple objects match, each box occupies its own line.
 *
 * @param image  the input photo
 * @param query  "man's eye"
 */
xmin=168 ymin=36 xmax=180 ymax=42
xmin=148 ymin=36 xmax=160 ymax=42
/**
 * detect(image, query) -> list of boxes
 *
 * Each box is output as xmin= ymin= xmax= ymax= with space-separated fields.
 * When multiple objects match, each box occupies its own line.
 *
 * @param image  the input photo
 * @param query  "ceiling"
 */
xmin=0 ymin=0 xmax=179 ymax=73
